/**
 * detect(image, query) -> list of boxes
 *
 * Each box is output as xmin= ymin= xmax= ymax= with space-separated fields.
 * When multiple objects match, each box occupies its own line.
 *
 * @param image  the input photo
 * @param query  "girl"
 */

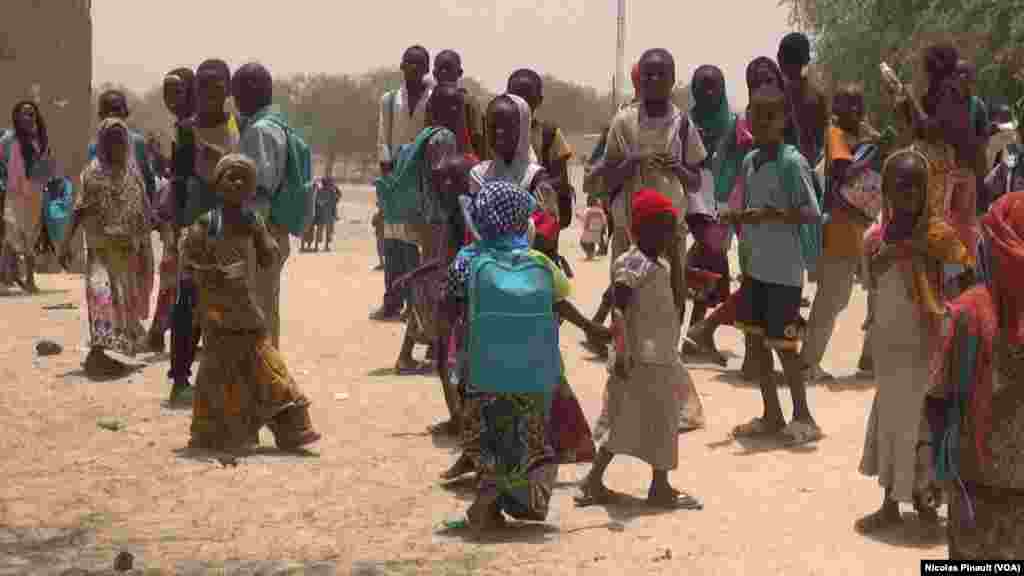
xmin=469 ymin=94 xmax=557 ymax=218
xmin=439 ymin=181 xmax=607 ymax=527
xmin=532 ymin=211 xmax=602 ymax=463
xmin=684 ymin=65 xmax=735 ymax=355
xmin=577 ymin=187 xmax=702 ymax=510
xmin=579 ymin=196 xmax=607 ymax=260
xmin=183 ymin=154 xmax=320 ymax=453
xmin=60 ymin=119 xmax=149 ymax=377
xmin=856 ymin=149 xmax=940 ymax=533
xmin=4 ymin=100 xmax=54 ymax=293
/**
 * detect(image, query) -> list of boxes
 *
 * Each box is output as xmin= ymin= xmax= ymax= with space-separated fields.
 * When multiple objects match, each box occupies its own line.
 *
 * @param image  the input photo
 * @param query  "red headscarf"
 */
xmin=631 ymin=188 xmax=677 ymax=239
xmin=981 ymin=191 xmax=1024 ymax=346
xmin=531 ymin=211 xmax=559 ymax=244
xmin=631 ymin=62 xmax=641 ymax=95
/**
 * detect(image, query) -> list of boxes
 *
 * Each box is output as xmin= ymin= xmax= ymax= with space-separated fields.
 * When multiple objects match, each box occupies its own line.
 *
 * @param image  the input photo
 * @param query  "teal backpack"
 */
xmin=375 ymin=126 xmax=444 ymax=225
xmin=467 ymin=248 xmax=559 ymax=412
xmin=43 ymin=177 xmax=73 ymax=243
xmin=742 ymin=144 xmax=824 ymax=276
xmin=250 ymin=110 xmax=314 ymax=237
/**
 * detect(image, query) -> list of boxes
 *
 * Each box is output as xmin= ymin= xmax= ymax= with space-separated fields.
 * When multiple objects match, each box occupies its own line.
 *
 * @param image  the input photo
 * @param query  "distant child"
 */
xmin=724 ymin=85 xmax=822 ymax=445
xmin=576 ymin=188 xmax=703 ymax=510
xmin=580 ymin=196 xmax=608 ymax=259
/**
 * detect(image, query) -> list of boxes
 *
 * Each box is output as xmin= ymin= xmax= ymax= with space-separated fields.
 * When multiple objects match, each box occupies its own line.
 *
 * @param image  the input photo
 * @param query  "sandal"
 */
xmin=574 ymin=483 xmax=615 ymax=508
xmin=647 ymin=488 xmax=703 ymax=510
xmin=781 ymin=420 xmax=823 ymax=446
xmin=854 ymin=506 xmax=902 ymax=534
xmin=395 ymin=361 xmax=433 ymax=376
xmin=731 ymin=417 xmax=784 ymax=438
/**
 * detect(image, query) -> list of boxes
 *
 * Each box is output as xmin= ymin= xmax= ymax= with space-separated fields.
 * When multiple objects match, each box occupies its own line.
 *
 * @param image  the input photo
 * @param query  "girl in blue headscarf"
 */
xmin=440 ymin=179 xmax=608 ymax=531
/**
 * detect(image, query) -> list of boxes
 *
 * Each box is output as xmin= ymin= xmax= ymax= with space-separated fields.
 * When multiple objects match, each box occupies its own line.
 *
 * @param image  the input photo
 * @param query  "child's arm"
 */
xmin=611 ymin=282 xmax=634 ymax=378
xmin=250 ymin=212 xmax=280 ymax=269
xmin=555 ymin=299 xmax=611 ymax=344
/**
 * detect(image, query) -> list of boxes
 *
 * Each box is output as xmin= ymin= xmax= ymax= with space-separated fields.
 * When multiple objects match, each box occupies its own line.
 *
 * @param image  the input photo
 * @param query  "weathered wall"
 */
xmin=0 ymin=0 xmax=92 ymax=272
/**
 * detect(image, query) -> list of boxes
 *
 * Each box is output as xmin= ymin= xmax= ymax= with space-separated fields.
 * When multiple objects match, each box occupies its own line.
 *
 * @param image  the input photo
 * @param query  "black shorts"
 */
xmin=735 ymin=277 xmax=805 ymax=350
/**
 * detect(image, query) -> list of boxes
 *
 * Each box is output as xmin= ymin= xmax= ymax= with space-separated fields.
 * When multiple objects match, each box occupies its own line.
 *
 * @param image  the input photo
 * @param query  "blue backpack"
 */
xmin=467 ymin=249 xmax=560 ymax=409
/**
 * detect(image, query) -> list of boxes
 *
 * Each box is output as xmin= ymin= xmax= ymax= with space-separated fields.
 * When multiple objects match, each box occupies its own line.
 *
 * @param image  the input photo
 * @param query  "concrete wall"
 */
xmin=0 ymin=0 xmax=93 ymax=272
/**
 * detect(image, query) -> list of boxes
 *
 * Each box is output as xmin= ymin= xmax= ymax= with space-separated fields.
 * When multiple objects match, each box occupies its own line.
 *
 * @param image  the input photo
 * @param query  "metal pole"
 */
xmin=613 ymin=0 xmax=626 ymax=112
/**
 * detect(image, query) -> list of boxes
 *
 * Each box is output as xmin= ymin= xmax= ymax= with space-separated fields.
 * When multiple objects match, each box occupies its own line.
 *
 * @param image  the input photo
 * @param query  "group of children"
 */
xmin=375 ymin=34 xmax=1024 ymax=554
xmin=365 ymin=36 xmax=853 ymax=531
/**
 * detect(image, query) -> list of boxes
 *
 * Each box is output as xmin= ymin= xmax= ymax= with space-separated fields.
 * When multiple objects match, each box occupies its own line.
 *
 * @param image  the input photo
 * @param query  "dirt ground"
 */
xmin=0 ymin=185 xmax=947 ymax=575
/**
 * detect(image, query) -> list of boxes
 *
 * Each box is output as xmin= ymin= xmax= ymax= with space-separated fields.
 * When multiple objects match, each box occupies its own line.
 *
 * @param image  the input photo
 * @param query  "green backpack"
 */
xmin=250 ymin=109 xmax=314 ymax=237
xmin=374 ymin=126 xmax=444 ymax=224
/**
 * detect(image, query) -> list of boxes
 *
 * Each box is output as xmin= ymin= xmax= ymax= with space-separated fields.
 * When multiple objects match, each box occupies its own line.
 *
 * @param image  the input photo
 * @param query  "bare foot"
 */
xmin=440 ymin=454 xmax=474 ymax=481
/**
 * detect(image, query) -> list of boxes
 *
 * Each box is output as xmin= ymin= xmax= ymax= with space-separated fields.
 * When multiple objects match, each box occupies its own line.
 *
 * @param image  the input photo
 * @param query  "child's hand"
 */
xmin=586 ymin=322 xmax=612 ymax=345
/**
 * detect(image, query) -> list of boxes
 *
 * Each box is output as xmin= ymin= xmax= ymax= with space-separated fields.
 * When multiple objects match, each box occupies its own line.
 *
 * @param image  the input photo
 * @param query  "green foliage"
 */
xmin=781 ymin=0 xmax=1024 ymax=125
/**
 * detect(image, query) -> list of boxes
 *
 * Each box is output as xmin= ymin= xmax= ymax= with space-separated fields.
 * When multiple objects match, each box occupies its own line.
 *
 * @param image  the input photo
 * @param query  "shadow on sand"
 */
xmin=706 ymin=433 xmax=822 ymax=456
xmin=172 ymin=445 xmax=320 ymax=464
xmin=434 ymin=521 xmax=560 ymax=544
xmin=710 ymin=368 xmax=875 ymax=391
xmin=859 ymin=511 xmax=947 ymax=549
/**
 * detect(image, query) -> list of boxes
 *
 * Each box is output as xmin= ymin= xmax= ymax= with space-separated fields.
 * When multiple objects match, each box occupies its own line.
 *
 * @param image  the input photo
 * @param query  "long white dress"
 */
xmin=858 ymin=265 xmax=935 ymax=503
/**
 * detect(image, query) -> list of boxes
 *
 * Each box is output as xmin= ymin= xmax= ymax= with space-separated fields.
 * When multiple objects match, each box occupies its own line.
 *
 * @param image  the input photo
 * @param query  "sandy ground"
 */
xmin=0 ymin=185 xmax=947 ymax=575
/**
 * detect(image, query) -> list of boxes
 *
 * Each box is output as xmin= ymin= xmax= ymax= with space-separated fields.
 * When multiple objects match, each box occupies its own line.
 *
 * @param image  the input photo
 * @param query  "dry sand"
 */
xmin=0 ymin=185 xmax=946 ymax=574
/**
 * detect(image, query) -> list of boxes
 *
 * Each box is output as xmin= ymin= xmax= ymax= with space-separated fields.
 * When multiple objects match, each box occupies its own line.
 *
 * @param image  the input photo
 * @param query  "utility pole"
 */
xmin=613 ymin=0 xmax=625 ymax=112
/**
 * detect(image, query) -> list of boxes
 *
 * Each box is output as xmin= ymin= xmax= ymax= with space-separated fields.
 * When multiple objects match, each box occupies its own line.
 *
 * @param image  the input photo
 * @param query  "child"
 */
xmin=801 ymin=83 xmax=878 ymax=382
xmin=588 ymin=48 xmax=707 ymax=435
xmin=856 ymin=148 xmax=940 ymax=533
xmin=576 ymin=188 xmax=702 ymax=510
xmin=724 ymin=85 xmax=822 ymax=445
xmin=533 ymin=210 xmax=601 ymax=463
xmin=580 ymin=196 xmax=608 ymax=260
xmin=440 ymin=180 xmax=607 ymax=530
xmin=183 ymin=154 xmax=320 ymax=452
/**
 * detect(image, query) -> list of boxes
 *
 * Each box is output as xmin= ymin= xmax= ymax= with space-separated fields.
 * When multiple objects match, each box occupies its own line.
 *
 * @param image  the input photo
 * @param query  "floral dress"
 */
xmin=78 ymin=156 xmax=149 ymax=356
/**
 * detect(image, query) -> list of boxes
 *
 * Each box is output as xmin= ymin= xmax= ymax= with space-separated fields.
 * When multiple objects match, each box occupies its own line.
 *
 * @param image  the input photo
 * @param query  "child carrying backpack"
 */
xmin=439 ymin=180 xmax=608 ymax=531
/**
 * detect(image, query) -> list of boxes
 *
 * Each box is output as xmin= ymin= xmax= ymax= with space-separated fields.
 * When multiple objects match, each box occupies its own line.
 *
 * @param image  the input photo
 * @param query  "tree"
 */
xmin=780 ymin=0 xmax=1024 ymax=127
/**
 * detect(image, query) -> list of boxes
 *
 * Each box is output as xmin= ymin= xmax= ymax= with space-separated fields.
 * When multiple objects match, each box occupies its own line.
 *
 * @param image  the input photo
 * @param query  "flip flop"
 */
xmin=647 ymin=491 xmax=703 ymax=510
xmin=780 ymin=420 xmax=823 ymax=446
xmin=731 ymin=417 xmax=784 ymax=438
xmin=574 ymin=485 xmax=615 ymax=508
xmin=395 ymin=362 xmax=433 ymax=376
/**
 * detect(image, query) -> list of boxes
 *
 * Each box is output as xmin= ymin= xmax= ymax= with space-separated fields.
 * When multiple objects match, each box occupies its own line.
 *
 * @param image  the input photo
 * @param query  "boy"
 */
xmin=801 ymin=83 xmax=872 ymax=382
xmin=577 ymin=188 xmax=702 ymax=510
xmin=725 ymin=85 xmax=822 ymax=445
xmin=372 ymin=45 xmax=433 ymax=321
xmin=392 ymin=84 xmax=460 ymax=375
xmin=432 ymin=50 xmax=485 ymax=159
xmin=507 ymin=69 xmax=575 ymax=227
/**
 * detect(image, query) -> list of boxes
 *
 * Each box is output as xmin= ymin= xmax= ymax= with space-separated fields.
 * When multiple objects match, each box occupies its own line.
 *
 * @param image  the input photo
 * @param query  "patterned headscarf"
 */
xmin=472 ymin=179 xmax=533 ymax=241
xmin=79 ymin=117 xmax=149 ymax=235
xmin=212 ymin=153 xmax=257 ymax=206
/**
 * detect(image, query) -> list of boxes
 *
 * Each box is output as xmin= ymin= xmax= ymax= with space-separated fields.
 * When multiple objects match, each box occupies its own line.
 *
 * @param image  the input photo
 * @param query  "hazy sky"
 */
xmin=94 ymin=0 xmax=794 ymax=108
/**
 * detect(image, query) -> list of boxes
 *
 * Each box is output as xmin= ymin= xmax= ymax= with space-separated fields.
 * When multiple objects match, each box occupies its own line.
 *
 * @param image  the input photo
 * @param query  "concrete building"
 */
xmin=0 ymin=0 xmax=93 ymax=271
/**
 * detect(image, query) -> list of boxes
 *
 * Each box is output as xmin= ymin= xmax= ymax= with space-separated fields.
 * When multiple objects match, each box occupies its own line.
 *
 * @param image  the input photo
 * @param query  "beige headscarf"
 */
xmin=212 ymin=153 xmax=257 ymax=206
